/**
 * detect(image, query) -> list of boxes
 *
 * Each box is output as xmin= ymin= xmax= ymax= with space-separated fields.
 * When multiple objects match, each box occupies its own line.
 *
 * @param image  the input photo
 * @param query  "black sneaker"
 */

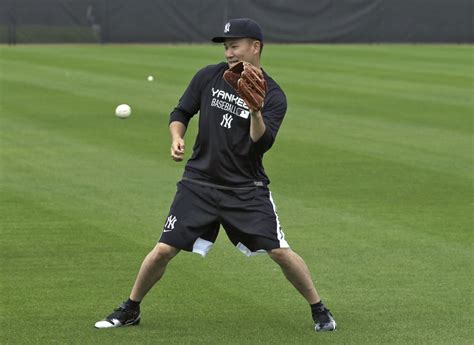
xmin=94 ymin=302 xmax=141 ymax=329
xmin=312 ymin=303 xmax=337 ymax=332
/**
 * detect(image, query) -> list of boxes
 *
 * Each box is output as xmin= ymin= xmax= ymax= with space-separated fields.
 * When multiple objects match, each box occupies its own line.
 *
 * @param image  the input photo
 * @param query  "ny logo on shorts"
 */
xmin=164 ymin=215 xmax=177 ymax=231
xmin=220 ymin=113 xmax=233 ymax=129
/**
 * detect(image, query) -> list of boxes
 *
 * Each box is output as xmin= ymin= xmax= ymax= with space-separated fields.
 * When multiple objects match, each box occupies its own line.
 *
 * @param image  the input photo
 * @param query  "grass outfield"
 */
xmin=0 ymin=44 xmax=472 ymax=344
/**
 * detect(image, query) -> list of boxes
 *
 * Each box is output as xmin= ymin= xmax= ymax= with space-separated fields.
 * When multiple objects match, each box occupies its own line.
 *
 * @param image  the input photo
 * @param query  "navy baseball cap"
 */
xmin=212 ymin=18 xmax=263 ymax=42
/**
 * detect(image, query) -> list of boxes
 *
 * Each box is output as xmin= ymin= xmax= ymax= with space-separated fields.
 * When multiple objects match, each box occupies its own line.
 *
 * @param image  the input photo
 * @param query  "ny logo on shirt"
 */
xmin=220 ymin=113 xmax=233 ymax=129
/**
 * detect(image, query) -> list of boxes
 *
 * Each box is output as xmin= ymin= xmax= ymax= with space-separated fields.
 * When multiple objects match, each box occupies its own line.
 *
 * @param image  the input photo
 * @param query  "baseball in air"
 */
xmin=147 ymin=75 xmax=154 ymax=81
xmin=115 ymin=104 xmax=131 ymax=119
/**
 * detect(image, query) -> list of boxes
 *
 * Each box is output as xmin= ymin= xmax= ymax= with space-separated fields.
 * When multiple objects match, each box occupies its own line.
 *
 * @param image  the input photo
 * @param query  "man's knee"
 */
xmin=149 ymin=242 xmax=179 ymax=263
xmin=268 ymin=248 xmax=293 ymax=266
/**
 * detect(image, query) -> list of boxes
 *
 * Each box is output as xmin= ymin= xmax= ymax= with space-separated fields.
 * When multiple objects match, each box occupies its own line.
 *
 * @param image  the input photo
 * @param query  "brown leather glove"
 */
xmin=223 ymin=62 xmax=267 ymax=112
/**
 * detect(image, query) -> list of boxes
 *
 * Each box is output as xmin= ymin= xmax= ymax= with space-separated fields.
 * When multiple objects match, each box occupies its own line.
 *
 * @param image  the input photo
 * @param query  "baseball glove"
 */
xmin=223 ymin=62 xmax=267 ymax=112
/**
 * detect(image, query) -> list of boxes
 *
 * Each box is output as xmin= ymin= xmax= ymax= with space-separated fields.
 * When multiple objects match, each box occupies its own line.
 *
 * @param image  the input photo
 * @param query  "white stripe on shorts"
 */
xmin=268 ymin=191 xmax=289 ymax=248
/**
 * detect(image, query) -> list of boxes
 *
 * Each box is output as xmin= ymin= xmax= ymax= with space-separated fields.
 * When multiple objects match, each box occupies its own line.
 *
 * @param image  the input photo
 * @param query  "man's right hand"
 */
xmin=169 ymin=121 xmax=187 ymax=162
xmin=170 ymin=138 xmax=185 ymax=162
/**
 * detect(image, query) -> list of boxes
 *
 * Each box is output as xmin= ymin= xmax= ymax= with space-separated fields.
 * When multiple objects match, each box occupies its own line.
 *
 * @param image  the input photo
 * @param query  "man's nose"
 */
xmin=225 ymin=49 xmax=234 ymax=59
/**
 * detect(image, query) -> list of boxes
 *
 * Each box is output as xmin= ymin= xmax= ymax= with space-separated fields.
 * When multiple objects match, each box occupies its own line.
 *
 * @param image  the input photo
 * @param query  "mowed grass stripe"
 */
xmin=1 ymin=59 xmax=182 ymax=109
xmin=270 ymin=44 xmax=472 ymax=74
xmin=280 ymin=114 xmax=472 ymax=180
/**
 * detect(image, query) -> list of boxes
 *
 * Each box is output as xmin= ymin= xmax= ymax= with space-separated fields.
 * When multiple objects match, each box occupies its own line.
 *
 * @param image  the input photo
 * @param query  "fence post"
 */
xmin=7 ymin=0 xmax=16 ymax=45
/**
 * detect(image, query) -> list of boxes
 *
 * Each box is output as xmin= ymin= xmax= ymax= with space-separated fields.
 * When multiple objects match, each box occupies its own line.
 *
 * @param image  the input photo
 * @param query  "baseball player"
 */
xmin=95 ymin=18 xmax=336 ymax=332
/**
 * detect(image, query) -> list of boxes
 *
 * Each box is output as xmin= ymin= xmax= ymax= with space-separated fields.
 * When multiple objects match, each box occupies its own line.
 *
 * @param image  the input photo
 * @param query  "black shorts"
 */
xmin=158 ymin=179 xmax=289 ymax=257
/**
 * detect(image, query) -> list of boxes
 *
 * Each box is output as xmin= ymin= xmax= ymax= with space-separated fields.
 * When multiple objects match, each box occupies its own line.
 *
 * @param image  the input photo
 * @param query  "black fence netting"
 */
xmin=0 ymin=0 xmax=472 ymax=44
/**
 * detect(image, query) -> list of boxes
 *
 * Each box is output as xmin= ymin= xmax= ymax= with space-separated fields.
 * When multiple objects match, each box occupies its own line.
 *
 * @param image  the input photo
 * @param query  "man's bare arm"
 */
xmin=169 ymin=121 xmax=187 ymax=162
xmin=250 ymin=110 xmax=266 ymax=142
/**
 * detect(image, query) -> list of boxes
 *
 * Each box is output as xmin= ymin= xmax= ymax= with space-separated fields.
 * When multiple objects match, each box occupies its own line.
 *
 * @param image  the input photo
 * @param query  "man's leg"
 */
xmin=94 ymin=242 xmax=179 ymax=329
xmin=268 ymin=248 xmax=336 ymax=332
xmin=268 ymin=248 xmax=320 ymax=304
xmin=130 ymin=242 xmax=180 ymax=302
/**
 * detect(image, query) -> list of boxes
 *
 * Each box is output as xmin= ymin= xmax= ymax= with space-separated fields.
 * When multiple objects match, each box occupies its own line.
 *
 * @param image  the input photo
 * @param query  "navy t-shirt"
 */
xmin=169 ymin=62 xmax=287 ymax=187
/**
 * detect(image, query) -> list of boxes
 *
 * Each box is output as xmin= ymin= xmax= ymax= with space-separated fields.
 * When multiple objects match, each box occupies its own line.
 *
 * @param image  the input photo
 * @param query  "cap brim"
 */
xmin=212 ymin=35 xmax=245 ymax=43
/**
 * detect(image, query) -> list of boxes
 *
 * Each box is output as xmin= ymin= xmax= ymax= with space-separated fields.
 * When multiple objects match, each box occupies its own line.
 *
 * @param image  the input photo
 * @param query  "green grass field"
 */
xmin=1 ymin=44 xmax=472 ymax=344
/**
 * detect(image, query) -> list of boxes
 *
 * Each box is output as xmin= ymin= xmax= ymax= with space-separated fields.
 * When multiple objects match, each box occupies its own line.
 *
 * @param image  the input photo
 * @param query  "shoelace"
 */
xmin=313 ymin=307 xmax=331 ymax=322
xmin=313 ymin=306 xmax=330 ymax=315
xmin=113 ymin=304 xmax=139 ymax=315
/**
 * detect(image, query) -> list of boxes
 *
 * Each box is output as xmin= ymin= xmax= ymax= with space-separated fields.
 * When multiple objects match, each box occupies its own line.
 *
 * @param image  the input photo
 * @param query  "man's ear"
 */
xmin=253 ymin=40 xmax=262 ymax=55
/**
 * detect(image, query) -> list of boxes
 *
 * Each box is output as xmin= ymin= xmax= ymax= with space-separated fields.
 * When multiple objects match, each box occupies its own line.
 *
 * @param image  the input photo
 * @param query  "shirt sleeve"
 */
xmin=169 ymin=107 xmax=194 ymax=127
xmin=169 ymin=67 xmax=208 ymax=126
xmin=252 ymin=88 xmax=287 ymax=154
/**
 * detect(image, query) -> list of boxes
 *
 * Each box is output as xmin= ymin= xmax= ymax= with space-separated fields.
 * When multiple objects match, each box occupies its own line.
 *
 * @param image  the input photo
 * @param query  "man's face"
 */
xmin=224 ymin=38 xmax=260 ymax=68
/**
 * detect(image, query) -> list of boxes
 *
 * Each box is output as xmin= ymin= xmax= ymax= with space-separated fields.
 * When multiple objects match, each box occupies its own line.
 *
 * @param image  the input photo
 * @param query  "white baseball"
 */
xmin=147 ymin=75 xmax=154 ymax=81
xmin=115 ymin=104 xmax=131 ymax=119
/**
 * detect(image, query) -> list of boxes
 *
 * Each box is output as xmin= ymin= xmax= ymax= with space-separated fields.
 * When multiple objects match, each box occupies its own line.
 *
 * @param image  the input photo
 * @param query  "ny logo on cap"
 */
xmin=224 ymin=22 xmax=230 ymax=33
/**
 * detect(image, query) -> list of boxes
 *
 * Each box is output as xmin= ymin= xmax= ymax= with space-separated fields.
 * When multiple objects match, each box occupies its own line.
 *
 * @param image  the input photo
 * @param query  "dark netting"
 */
xmin=0 ymin=0 xmax=472 ymax=44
